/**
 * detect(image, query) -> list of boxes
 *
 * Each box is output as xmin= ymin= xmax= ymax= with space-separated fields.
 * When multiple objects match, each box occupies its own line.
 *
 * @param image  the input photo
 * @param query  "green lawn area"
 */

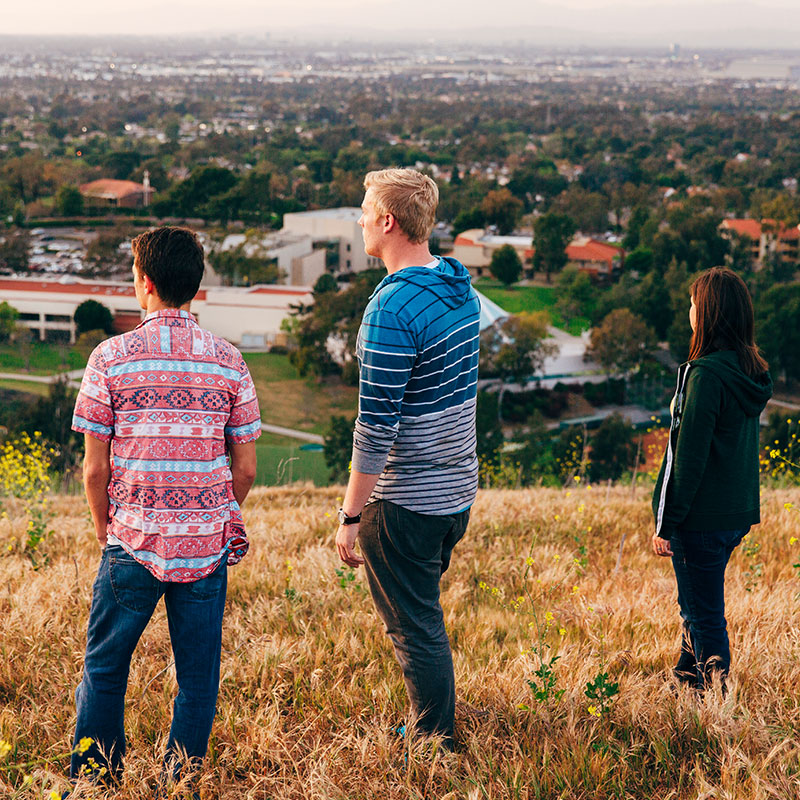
xmin=254 ymin=440 xmax=328 ymax=487
xmin=0 ymin=378 xmax=50 ymax=397
xmin=243 ymin=352 xmax=358 ymax=436
xmin=475 ymin=280 xmax=590 ymax=336
xmin=0 ymin=342 xmax=85 ymax=375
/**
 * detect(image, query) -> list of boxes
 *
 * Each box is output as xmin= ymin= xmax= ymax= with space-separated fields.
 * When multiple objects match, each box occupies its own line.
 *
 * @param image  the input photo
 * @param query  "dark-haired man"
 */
xmin=69 ymin=226 xmax=261 ymax=785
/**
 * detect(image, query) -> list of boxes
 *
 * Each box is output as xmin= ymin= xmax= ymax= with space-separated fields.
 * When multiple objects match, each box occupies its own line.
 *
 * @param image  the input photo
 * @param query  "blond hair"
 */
xmin=363 ymin=168 xmax=439 ymax=244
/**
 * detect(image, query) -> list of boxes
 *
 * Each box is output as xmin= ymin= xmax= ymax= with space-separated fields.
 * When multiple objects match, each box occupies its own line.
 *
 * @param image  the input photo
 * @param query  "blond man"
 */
xmin=335 ymin=169 xmax=481 ymax=746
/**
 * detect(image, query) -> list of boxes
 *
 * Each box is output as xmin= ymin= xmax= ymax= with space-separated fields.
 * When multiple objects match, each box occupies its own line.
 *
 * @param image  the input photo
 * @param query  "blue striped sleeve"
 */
xmin=352 ymin=308 xmax=416 ymax=474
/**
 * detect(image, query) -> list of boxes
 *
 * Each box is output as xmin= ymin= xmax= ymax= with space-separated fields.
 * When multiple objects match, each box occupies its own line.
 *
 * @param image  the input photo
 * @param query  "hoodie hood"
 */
xmin=690 ymin=350 xmax=772 ymax=417
xmin=371 ymin=256 xmax=473 ymax=310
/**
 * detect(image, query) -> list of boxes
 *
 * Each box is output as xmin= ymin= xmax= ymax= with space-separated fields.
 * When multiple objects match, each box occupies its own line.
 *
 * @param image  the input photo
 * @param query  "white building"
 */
xmin=281 ymin=208 xmax=383 ymax=274
xmin=0 ymin=276 xmax=312 ymax=349
xmin=217 ymin=231 xmax=326 ymax=287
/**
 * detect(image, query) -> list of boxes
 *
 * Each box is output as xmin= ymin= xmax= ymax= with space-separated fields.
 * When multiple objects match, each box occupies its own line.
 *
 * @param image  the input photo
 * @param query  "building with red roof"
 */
xmin=719 ymin=218 xmax=800 ymax=270
xmin=79 ymin=172 xmax=153 ymax=208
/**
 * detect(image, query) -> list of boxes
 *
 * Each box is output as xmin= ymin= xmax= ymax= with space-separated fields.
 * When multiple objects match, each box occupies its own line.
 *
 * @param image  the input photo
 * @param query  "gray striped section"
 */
xmin=368 ymin=397 xmax=478 ymax=514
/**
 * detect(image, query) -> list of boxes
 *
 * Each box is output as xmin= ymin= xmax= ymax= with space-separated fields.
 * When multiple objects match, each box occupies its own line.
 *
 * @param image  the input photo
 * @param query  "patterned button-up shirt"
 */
xmin=72 ymin=309 xmax=261 ymax=582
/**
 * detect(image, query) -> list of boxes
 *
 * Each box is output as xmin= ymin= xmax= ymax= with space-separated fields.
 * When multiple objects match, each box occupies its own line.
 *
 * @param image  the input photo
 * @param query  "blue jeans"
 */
xmin=71 ymin=545 xmax=227 ymax=781
xmin=359 ymin=501 xmax=470 ymax=746
xmin=670 ymin=527 xmax=748 ymax=690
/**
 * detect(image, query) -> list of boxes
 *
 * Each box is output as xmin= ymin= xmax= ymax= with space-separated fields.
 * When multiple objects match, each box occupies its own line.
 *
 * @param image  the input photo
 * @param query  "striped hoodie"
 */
xmin=351 ymin=256 xmax=481 ymax=515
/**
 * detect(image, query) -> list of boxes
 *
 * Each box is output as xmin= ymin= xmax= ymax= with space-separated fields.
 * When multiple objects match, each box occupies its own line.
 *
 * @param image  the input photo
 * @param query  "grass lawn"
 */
xmin=0 ymin=341 xmax=85 ymax=375
xmin=0 ymin=379 xmax=51 ymax=397
xmin=475 ymin=280 xmax=590 ymax=336
xmin=255 ymin=440 xmax=328 ymax=486
xmin=243 ymin=352 xmax=358 ymax=437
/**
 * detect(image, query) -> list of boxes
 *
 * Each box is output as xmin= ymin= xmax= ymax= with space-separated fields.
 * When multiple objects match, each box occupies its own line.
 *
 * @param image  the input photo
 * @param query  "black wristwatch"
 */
xmin=337 ymin=508 xmax=362 ymax=525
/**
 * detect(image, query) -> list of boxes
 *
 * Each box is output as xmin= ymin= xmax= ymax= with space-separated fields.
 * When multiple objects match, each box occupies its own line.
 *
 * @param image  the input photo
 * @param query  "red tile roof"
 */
xmin=79 ymin=179 xmax=148 ymax=199
xmin=566 ymin=239 xmax=619 ymax=264
xmin=720 ymin=219 xmax=762 ymax=239
xmin=0 ymin=278 xmax=206 ymax=301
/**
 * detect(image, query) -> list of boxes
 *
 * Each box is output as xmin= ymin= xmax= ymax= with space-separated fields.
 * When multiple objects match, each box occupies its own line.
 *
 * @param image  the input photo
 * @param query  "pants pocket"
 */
xmin=108 ymin=551 xmax=161 ymax=613
xmin=187 ymin=554 xmax=228 ymax=600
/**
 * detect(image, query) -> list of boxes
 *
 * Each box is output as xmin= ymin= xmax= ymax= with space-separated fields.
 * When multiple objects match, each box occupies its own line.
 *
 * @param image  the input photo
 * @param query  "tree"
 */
xmin=208 ymin=243 xmax=282 ymax=287
xmin=533 ymin=213 xmax=576 ymax=283
xmin=555 ymin=265 xmax=594 ymax=325
xmin=623 ymin=247 xmax=654 ymax=275
xmin=323 ymin=415 xmax=355 ymax=484
xmin=588 ymin=413 xmax=638 ymax=482
xmin=28 ymin=377 xmax=82 ymax=484
xmin=0 ymin=301 xmax=19 ymax=341
xmin=151 ymin=165 xmax=237 ymax=219
xmin=0 ymin=227 xmax=30 ymax=272
xmin=75 ymin=329 xmax=108 ymax=361
xmin=452 ymin=206 xmax=486 ymax=238
xmin=479 ymin=312 xmax=558 ymax=384
xmin=481 ymin=189 xmax=523 ymax=235
xmin=287 ymin=268 xmax=384 ymax=379
xmin=55 ymin=185 xmax=84 ymax=217
xmin=551 ymin=185 xmax=610 ymax=233
xmin=475 ymin=391 xmax=504 ymax=467
xmin=586 ymin=308 xmax=657 ymax=376
xmin=756 ymin=283 xmax=800 ymax=385
xmin=313 ymin=273 xmax=338 ymax=296
xmin=74 ymin=300 xmax=114 ymax=336
xmin=489 ymin=244 xmax=522 ymax=286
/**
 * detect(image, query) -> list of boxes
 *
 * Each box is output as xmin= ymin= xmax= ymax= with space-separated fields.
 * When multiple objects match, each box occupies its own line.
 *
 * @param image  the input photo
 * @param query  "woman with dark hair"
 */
xmin=652 ymin=267 xmax=772 ymax=691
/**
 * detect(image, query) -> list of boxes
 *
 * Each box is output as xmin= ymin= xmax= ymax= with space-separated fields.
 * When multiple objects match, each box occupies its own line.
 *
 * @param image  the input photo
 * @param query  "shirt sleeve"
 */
xmin=72 ymin=345 xmax=114 ymax=442
xmin=659 ymin=367 xmax=722 ymax=539
xmin=351 ymin=307 xmax=417 ymax=475
xmin=225 ymin=357 xmax=262 ymax=444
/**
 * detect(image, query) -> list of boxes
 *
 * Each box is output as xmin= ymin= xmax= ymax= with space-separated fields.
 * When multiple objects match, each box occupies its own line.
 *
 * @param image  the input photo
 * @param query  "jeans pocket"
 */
xmin=108 ymin=551 xmax=161 ymax=613
xmin=187 ymin=555 xmax=227 ymax=600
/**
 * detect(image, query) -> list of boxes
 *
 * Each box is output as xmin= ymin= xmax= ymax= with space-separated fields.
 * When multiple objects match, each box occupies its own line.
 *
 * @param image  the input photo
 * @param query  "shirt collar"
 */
xmin=136 ymin=308 xmax=197 ymax=329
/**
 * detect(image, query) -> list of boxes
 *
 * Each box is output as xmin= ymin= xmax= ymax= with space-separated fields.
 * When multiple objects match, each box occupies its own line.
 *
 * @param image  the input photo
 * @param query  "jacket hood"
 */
xmin=690 ymin=350 xmax=772 ymax=417
xmin=371 ymin=256 xmax=473 ymax=309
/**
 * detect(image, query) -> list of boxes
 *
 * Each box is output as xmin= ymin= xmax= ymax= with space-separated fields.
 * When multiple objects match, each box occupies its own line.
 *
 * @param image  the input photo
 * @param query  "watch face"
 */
xmin=337 ymin=509 xmax=345 ymax=524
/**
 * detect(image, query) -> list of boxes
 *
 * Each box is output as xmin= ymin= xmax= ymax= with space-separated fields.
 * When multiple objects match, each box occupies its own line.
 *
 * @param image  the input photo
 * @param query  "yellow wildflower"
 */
xmin=588 ymin=705 xmax=601 ymax=717
xmin=77 ymin=736 xmax=93 ymax=754
xmin=0 ymin=739 xmax=11 ymax=759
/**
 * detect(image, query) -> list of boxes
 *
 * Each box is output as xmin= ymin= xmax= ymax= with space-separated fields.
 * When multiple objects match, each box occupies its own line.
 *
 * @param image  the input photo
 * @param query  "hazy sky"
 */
xmin=5 ymin=0 xmax=800 ymax=46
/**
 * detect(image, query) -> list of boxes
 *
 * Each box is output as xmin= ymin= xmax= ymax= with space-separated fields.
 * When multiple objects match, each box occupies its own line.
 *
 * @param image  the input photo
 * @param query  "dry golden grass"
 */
xmin=1 ymin=485 xmax=799 ymax=799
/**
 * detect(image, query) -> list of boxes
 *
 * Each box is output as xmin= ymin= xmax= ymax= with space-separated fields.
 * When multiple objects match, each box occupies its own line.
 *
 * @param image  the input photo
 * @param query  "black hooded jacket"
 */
xmin=652 ymin=350 xmax=773 ymax=539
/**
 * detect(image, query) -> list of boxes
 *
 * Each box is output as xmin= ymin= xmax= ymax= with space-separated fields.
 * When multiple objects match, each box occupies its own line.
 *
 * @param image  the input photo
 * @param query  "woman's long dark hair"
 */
xmin=688 ymin=267 xmax=768 ymax=378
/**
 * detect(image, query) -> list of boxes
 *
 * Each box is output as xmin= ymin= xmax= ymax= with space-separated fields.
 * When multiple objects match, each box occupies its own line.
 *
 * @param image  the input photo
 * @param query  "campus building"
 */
xmin=281 ymin=208 xmax=384 ymax=274
xmin=0 ymin=276 xmax=312 ymax=349
xmin=216 ymin=231 xmax=327 ymax=286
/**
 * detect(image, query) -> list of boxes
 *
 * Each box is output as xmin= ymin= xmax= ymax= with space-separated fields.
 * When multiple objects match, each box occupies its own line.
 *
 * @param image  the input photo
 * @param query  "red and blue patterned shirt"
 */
xmin=72 ymin=308 xmax=261 ymax=582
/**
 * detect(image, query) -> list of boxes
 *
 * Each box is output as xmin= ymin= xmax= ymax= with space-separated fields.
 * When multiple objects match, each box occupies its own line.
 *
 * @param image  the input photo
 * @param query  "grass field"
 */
xmin=475 ymin=280 xmax=590 ymax=336
xmin=243 ymin=352 xmax=358 ymax=437
xmin=0 ymin=379 xmax=50 ymax=397
xmin=1 ymin=485 xmax=798 ymax=799
xmin=0 ymin=342 xmax=84 ymax=376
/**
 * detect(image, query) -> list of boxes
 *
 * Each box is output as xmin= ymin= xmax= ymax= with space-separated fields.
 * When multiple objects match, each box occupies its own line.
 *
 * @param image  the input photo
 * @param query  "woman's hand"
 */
xmin=652 ymin=534 xmax=674 ymax=557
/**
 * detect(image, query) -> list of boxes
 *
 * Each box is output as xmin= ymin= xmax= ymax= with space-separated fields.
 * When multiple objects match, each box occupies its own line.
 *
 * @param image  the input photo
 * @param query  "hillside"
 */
xmin=1 ymin=486 xmax=798 ymax=799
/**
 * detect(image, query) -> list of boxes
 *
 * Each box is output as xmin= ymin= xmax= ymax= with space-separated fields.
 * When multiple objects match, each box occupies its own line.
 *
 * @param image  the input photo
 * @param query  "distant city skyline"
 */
xmin=5 ymin=0 xmax=800 ymax=47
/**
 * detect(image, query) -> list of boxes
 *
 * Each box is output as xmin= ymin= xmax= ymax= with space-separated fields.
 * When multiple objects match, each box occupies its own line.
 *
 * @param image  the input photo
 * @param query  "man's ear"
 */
xmin=142 ymin=273 xmax=155 ymax=295
xmin=383 ymin=212 xmax=398 ymax=234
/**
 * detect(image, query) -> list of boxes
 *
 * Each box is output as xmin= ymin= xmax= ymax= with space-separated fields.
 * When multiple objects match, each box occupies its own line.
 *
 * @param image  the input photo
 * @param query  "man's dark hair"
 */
xmin=131 ymin=227 xmax=204 ymax=307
